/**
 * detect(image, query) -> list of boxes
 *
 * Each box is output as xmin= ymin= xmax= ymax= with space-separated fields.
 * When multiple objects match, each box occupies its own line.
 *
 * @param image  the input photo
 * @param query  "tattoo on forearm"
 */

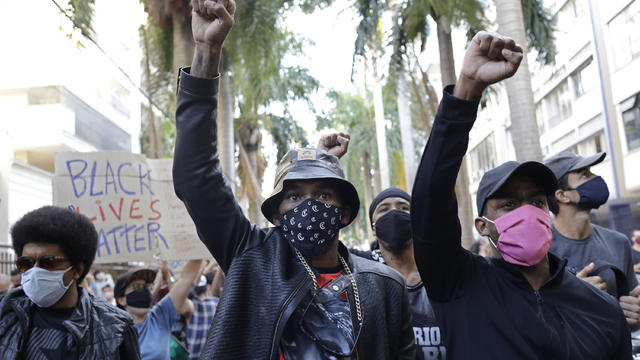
xmin=191 ymin=46 xmax=220 ymax=78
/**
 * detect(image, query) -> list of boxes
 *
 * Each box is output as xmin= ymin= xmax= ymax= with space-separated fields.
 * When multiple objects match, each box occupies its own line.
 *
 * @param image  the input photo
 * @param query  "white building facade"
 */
xmin=0 ymin=0 xmax=147 ymax=262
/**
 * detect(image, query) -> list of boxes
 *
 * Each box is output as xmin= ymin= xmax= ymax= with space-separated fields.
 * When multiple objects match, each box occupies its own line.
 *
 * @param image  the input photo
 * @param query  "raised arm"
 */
xmin=411 ymin=32 xmax=523 ymax=302
xmin=168 ymin=259 xmax=203 ymax=316
xmin=174 ymin=1 xmax=264 ymax=273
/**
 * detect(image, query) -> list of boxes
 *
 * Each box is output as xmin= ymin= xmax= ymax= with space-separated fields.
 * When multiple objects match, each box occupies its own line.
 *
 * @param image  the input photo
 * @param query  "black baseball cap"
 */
xmin=261 ymin=148 xmax=360 ymax=227
xmin=114 ymin=268 xmax=156 ymax=299
xmin=544 ymin=151 xmax=606 ymax=180
xmin=476 ymin=161 xmax=558 ymax=215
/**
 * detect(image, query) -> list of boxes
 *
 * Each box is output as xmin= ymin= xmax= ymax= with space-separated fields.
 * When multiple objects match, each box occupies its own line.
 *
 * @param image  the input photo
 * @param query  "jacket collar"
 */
xmin=490 ymin=252 xmax=567 ymax=290
xmin=62 ymin=287 xmax=91 ymax=340
xmin=4 ymin=286 xmax=92 ymax=340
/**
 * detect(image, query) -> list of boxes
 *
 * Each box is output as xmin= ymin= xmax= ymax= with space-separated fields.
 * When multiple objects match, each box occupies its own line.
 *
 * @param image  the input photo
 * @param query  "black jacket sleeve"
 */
xmin=410 ymin=85 xmax=480 ymax=302
xmin=118 ymin=322 xmax=141 ymax=360
xmin=397 ymin=287 xmax=416 ymax=360
xmin=173 ymin=68 xmax=266 ymax=273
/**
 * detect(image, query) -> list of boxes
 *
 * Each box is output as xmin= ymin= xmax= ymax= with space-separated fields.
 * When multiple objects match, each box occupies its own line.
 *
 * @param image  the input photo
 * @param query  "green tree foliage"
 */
xmin=316 ymin=87 xmax=405 ymax=244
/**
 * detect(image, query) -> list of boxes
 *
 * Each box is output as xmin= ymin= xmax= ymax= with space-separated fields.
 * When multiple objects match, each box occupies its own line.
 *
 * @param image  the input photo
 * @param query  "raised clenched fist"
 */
xmin=191 ymin=0 xmax=236 ymax=50
xmin=318 ymin=132 xmax=350 ymax=159
xmin=454 ymin=31 xmax=524 ymax=99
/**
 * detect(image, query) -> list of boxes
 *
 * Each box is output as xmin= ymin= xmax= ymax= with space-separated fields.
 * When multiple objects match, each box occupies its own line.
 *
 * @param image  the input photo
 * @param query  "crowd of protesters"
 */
xmin=2 ymin=0 xmax=640 ymax=359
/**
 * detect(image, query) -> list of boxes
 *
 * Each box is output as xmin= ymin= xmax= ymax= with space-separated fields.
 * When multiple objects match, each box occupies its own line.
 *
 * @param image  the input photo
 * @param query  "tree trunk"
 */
xmin=141 ymin=26 xmax=163 ymax=159
xmin=218 ymin=61 xmax=235 ymax=187
xmin=371 ymin=58 xmax=391 ymax=190
xmin=373 ymin=169 xmax=382 ymax=195
xmin=435 ymin=14 xmax=475 ymax=249
xmin=171 ymin=10 xmax=195 ymax=72
xmin=435 ymin=16 xmax=457 ymax=87
xmin=238 ymin=123 xmax=264 ymax=225
xmin=397 ymin=69 xmax=416 ymax=191
xmin=362 ymin=152 xmax=374 ymax=242
xmin=495 ymin=0 xmax=543 ymax=162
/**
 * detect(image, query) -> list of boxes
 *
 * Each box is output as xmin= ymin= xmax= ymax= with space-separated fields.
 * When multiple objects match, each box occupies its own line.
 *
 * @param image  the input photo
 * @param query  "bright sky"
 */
xmin=262 ymin=2 xmax=363 ymax=194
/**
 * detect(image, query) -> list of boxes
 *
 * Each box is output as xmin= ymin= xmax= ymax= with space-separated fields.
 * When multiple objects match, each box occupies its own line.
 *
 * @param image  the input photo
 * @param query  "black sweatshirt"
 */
xmin=410 ymin=85 xmax=631 ymax=360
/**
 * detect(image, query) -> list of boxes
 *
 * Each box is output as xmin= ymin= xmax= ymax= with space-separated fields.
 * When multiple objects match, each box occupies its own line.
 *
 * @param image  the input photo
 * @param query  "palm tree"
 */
xmin=353 ymin=0 xmax=392 ymax=190
xmin=495 ymin=0 xmax=556 ymax=162
xmin=388 ymin=0 xmax=555 ymax=247
xmin=317 ymin=87 xmax=406 ymax=244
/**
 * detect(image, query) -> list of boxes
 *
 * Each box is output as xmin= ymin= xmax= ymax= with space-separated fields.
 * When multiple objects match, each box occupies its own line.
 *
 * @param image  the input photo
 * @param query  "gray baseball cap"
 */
xmin=476 ymin=161 xmax=558 ymax=215
xmin=544 ymin=151 xmax=606 ymax=180
xmin=261 ymin=148 xmax=360 ymax=227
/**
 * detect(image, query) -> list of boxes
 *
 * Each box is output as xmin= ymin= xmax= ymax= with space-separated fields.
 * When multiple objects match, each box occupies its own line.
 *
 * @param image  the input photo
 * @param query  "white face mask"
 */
xmin=21 ymin=266 xmax=74 ymax=308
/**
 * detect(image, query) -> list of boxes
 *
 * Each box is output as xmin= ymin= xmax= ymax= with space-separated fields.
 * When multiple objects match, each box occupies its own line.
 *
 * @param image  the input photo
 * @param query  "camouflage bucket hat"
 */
xmin=261 ymin=148 xmax=360 ymax=227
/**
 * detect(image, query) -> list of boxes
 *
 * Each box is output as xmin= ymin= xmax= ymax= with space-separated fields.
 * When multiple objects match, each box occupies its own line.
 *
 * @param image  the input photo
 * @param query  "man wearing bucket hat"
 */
xmin=411 ymin=31 xmax=631 ymax=358
xmin=545 ymin=151 xmax=640 ymax=329
xmin=171 ymin=1 xmax=414 ymax=359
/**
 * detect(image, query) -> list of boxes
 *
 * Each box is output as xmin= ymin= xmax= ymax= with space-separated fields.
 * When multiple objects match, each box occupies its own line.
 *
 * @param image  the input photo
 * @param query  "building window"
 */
xmin=536 ymin=102 xmax=546 ymax=133
xmin=571 ymin=132 xmax=605 ymax=156
xmin=571 ymin=58 xmax=598 ymax=97
xmin=27 ymin=86 xmax=61 ymax=105
xmin=556 ymin=0 xmax=586 ymax=33
xmin=541 ymin=80 xmax=573 ymax=128
xmin=469 ymin=134 xmax=497 ymax=182
xmin=621 ymin=93 xmax=640 ymax=151
xmin=608 ymin=1 xmax=640 ymax=69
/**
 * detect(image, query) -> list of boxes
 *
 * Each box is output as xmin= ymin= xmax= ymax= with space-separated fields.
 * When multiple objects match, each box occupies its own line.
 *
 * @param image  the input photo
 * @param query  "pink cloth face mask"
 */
xmin=483 ymin=204 xmax=552 ymax=267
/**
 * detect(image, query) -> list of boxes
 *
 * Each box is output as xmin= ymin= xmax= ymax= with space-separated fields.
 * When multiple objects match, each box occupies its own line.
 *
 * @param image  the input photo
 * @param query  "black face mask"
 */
xmin=126 ymin=287 xmax=153 ymax=308
xmin=279 ymin=199 xmax=342 ymax=258
xmin=374 ymin=210 xmax=412 ymax=253
xmin=570 ymin=176 xmax=610 ymax=209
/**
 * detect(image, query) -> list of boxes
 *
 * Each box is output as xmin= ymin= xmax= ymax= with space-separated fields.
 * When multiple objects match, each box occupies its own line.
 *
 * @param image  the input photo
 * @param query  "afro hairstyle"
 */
xmin=11 ymin=206 xmax=97 ymax=282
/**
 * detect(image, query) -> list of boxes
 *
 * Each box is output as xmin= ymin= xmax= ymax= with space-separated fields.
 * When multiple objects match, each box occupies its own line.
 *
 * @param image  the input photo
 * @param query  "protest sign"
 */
xmin=53 ymin=151 xmax=209 ymax=263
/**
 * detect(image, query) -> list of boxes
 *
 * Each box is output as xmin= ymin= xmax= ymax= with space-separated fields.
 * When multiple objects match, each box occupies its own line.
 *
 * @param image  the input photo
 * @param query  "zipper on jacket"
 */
xmin=534 ymin=290 xmax=544 ymax=318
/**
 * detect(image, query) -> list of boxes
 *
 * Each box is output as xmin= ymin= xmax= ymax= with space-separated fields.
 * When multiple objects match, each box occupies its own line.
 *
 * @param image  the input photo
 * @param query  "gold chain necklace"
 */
xmin=293 ymin=247 xmax=362 ymax=326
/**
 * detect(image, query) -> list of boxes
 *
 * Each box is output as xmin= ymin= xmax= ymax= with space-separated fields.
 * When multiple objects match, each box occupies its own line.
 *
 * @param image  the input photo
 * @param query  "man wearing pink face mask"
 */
xmin=411 ymin=30 xmax=631 ymax=359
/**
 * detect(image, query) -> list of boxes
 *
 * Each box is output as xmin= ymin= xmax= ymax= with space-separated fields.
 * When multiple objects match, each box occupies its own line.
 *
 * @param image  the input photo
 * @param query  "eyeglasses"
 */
xmin=15 ymin=255 xmax=69 ymax=273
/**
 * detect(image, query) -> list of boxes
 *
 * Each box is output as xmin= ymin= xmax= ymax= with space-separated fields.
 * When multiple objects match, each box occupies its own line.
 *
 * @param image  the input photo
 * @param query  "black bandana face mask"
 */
xmin=374 ymin=210 xmax=412 ymax=253
xmin=279 ymin=199 xmax=342 ymax=258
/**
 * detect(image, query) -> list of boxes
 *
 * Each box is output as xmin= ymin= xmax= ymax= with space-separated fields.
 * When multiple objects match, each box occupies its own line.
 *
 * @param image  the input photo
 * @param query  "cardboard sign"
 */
xmin=53 ymin=152 xmax=209 ymax=263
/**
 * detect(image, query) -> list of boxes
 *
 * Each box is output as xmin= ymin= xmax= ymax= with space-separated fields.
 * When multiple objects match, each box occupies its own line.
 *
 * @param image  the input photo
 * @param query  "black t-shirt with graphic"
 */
xmin=408 ymin=282 xmax=446 ymax=360
xmin=26 ymin=307 xmax=78 ymax=360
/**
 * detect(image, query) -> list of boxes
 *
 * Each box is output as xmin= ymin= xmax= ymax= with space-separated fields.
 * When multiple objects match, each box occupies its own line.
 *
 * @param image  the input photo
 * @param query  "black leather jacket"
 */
xmin=0 ymin=287 xmax=140 ymax=359
xmin=173 ymin=67 xmax=415 ymax=360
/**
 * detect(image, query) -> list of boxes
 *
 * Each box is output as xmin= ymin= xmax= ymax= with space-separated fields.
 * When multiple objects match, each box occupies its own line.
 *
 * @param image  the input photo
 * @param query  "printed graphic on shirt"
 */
xmin=26 ymin=327 xmax=77 ymax=360
xmin=413 ymin=326 xmax=446 ymax=360
xmin=280 ymin=273 xmax=355 ymax=359
xmin=408 ymin=282 xmax=446 ymax=360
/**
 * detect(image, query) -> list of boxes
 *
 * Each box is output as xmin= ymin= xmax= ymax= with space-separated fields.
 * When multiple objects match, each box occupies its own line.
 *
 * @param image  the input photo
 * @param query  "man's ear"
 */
xmin=474 ymin=217 xmax=491 ymax=237
xmin=555 ymin=189 xmax=573 ymax=205
xmin=272 ymin=203 xmax=282 ymax=226
xmin=117 ymin=297 xmax=126 ymax=307
xmin=341 ymin=207 xmax=351 ymax=226
xmin=74 ymin=264 xmax=85 ymax=280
